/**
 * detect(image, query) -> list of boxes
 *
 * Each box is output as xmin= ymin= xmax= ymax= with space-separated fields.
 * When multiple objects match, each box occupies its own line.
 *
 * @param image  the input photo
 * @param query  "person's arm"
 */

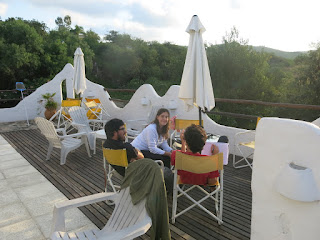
xmin=180 ymin=130 xmax=187 ymax=152
xmin=135 ymin=148 xmax=144 ymax=159
xmin=159 ymin=138 xmax=172 ymax=153
xmin=146 ymin=125 xmax=166 ymax=155
xmin=159 ymin=133 xmax=172 ymax=157
xmin=125 ymin=143 xmax=143 ymax=163
xmin=163 ymin=151 xmax=172 ymax=157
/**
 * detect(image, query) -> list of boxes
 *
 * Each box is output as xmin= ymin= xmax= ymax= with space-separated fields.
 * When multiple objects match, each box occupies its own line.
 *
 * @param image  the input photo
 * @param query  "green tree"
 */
xmin=207 ymin=27 xmax=271 ymax=101
xmin=0 ymin=18 xmax=45 ymax=89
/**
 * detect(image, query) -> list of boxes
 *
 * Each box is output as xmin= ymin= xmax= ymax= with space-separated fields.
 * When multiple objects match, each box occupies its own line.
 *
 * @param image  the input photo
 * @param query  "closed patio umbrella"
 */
xmin=73 ymin=47 xmax=86 ymax=96
xmin=178 ymin=15 xmax=215 ymax=126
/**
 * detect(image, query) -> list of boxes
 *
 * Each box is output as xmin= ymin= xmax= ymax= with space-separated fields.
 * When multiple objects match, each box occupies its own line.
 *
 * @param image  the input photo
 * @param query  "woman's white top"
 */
xmin=131 ymin=123 xmax=172 ymax=155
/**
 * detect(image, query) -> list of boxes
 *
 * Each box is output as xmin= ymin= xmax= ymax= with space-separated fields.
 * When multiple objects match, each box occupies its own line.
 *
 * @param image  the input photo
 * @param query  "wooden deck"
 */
xmin=1 ymin=129 xmax=252 ymax=240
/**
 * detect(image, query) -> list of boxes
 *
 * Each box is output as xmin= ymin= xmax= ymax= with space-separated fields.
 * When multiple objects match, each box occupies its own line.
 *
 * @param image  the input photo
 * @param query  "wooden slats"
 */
xmin=1 ymin=129 xmax=252 ymax=240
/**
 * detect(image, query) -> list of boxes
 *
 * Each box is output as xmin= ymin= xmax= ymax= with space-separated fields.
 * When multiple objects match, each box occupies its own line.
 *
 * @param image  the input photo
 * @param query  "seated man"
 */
xmin=104 ymin=118 xmax=144 ymax=177
xmin=171 ymin=124 xmax=219 ymax=186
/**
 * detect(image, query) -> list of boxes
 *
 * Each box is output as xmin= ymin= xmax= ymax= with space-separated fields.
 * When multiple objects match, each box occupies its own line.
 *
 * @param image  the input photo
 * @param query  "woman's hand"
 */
xmin=164 ymin=151 xmax=172 ymax=158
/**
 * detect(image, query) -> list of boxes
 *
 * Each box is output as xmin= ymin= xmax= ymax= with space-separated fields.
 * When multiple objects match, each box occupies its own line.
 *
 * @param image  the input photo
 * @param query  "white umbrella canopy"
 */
xmin=73 ymin=47 xmax=86 ymax=95
xmin=178 ymin=15 xmax=215 ymax=115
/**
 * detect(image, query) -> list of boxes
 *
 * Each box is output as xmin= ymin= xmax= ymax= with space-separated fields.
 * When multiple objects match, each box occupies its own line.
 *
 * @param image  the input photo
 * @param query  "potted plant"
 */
xmin=41 ymin=93 xmax=58 ymax=120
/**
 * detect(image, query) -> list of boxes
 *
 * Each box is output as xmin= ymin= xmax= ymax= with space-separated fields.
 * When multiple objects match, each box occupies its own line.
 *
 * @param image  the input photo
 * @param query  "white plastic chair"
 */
xmin=50 ymin=188 xmax=151 ymax=240
xmin=233 ymin=131 xmax=255 ymax=169
xmin=35 ymin=117 xmax=91 ymax=165
xmin=171 ymin=151 xmax=224 ymax=225
xmin=126 ymin=105 xmax=162 ymax=139
xmin=233 ymin=117 xmax=261 ymax=169
xmin=69 ymin=106 xmax=107 ymax=154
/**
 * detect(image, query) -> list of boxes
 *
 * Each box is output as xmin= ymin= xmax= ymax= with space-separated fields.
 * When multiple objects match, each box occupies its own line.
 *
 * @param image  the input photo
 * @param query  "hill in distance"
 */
xmin=252 ymin=46 xmax=307 ymax=59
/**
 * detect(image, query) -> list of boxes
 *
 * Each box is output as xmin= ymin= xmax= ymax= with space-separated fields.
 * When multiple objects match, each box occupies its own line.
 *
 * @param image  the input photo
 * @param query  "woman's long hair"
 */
xmin=152 ymin=108 xmax=170 ymax=139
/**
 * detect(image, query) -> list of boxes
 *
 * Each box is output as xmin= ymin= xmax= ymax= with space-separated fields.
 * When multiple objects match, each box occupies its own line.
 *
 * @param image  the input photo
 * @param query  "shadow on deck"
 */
xmin=1 ymin=129 xmax=252 ymax=240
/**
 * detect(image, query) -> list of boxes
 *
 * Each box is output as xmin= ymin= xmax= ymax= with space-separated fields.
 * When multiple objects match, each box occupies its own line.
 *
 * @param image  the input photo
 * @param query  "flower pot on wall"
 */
xmin=44 ymin=109 xmax=56 ymax=120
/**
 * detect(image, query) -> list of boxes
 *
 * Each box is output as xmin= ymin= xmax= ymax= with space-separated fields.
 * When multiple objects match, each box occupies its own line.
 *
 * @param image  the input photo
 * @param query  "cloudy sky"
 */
xmin=0 ymin=0 xmax=319 ymax=52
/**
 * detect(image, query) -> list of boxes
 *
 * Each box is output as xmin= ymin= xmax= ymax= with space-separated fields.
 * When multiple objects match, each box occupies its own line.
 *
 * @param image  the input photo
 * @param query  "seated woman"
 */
xmin=171 ymin=124 xmax=219 ymax=186
xmin=131 ymin=108 xmax=172 ymax=168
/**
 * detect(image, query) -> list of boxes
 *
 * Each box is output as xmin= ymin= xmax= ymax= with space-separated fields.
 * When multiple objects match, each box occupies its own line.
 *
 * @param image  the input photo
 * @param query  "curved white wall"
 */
xmin=0 ymin=63 xmax=253 ymax=154
xmin=251 ymin=117 xmax=320 ymax=240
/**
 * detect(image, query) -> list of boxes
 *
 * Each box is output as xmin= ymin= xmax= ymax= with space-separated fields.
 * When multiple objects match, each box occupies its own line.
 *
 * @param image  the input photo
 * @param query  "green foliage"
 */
xmin=1 ymin=17 xmax=320 ymax=128
xmin=41 ymin=92 xmax=57 ymax=110
xmin=0 ymin=18 xmax=45 ymax=89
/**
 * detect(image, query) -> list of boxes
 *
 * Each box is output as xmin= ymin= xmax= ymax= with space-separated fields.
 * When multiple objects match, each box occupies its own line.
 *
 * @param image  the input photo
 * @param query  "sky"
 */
xmin=0 ymin=0 xmax=319 ymax=52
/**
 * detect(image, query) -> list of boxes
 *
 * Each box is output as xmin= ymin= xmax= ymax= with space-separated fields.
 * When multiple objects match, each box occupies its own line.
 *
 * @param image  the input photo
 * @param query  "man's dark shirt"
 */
xmin=103 ymin=139 xmax=138 ymax=177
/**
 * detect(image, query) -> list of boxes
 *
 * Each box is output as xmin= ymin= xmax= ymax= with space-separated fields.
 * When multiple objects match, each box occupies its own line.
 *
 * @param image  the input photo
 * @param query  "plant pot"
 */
xmin=44 ymin=109 xmax=56 ymax=120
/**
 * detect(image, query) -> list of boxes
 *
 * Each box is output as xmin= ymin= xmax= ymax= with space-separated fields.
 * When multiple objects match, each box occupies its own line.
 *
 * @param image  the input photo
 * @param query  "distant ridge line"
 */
xmin=252 ymin=46 xmax=306 ymax=59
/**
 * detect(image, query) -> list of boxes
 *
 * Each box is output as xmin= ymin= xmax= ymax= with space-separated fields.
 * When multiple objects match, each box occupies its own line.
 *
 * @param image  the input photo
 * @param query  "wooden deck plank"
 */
xmin=1 ymin=129 xmax=252 ymax=240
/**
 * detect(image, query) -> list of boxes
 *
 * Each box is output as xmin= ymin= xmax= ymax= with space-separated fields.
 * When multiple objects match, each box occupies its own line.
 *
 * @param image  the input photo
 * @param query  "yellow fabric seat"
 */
xmin=103 ymin=148 xmax=164 ymax=203
xmin=103 ymin=148 xmax=128 ymax=196
xmin=170 ymin=119 xmax=203 ymax=148
xmin=84 ymin=98 xmax=102 ymax=120
xmin=49 ymin=99 xmax=81 ymax=130
xmin=84 ymin=98 xmax=110 ymax=121
xmin=233 ymin=117 xmax=261 ymax=169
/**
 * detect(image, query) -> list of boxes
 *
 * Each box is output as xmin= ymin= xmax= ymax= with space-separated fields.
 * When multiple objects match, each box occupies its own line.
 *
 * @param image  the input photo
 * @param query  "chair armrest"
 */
xmin=71 ymin=122 xmax=87 ymax=128
xmin=234 ymin=130 xmax=255 ymax=140
xmin=155 ymin=160 xmax=164 ymax=172
xmin=126 ymin=119 xmax=147 ymax=122
xmin=58 ymin=132 xmax=91 ymax=139
xmin=56 ymin=128 xmax=66 ymax=135
xmin=234 ymin=130 xmax=256 ymax=146
xmin=51 ymin=192 xmax=117 ymax=234
xmin=88 ymin=119 xmax=107 ymax=123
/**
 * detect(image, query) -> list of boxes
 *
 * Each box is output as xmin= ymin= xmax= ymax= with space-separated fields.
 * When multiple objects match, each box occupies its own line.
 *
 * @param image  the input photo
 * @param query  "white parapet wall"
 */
xmin=0 ymin=64 xmax=75 ymax=122
xmin=251 ymin=117 xmax=320 ymax=240
xmin=0 ymin=63 xmax=252 ymax=154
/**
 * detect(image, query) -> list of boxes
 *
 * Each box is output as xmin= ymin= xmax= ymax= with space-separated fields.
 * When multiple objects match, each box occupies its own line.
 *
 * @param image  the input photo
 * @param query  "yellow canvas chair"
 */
xmin=103 ymin=148 xmax=164 ymax=198
xmin=171 ymin=151 xmax=224 ymax=224
xmin=103 ymin=148 xmax=128 ymax=194
xmin=84 ymin=98 xmax=110 ymax=118
xmin=170 ymin=119 xmax=203 ymax=148
xmin=233 ymin=117 xmax=261 ymax=169
xmin=50 ymin=99 xmax=81 ymax=130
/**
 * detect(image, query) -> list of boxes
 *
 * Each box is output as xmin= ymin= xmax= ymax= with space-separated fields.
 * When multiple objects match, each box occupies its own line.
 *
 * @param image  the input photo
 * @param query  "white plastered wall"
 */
xmin=0 ymin=63 xmax=251 ymax=154
xmin=0 ymin=64 xmax=75 ymax=122
xmin=251 ymin=117 xmax=320 ymax=240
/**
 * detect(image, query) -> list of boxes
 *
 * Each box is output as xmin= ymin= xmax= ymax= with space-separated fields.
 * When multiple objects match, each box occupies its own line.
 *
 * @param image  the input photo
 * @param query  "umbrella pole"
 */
xmin=199 ymin=107 xmax=202 ymax=127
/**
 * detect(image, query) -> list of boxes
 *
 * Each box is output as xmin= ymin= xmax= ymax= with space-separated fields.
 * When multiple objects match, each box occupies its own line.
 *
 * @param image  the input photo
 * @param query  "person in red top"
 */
xmin=171 ymin=124 xmax=219 ymax=186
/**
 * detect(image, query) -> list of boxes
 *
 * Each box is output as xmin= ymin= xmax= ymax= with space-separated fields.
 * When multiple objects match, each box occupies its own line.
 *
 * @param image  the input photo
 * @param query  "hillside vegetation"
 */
xmin=0 ymin=17 xmax=319 ymax=129
xmin=252 ymin=46 xmax=306 ymax=59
